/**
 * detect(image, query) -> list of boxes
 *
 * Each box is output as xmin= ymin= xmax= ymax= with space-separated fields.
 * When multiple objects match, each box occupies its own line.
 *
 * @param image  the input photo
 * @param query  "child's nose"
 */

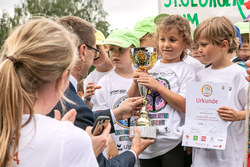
xmin=197 ymin=47 xmax=203 ymax=53
xmin=164 ymin=41 xmax=170 ymax=47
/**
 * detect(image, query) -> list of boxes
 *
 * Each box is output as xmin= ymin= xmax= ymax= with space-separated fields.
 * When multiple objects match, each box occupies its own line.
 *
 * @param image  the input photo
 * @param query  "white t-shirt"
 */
xmin=92 ymin=70 xmax=137 ymax=154
xmin=183 ymin=55 xmax=205 ymax=73
xmin=192 ymin=64 xmax=247 ymax=167
xmin=139 ymin=60 xmax=196 ymax=159
xmin=14 ymin=114 xmax=98 ymax=167
xmin=83 ymin=68 xmax=114 ymax=105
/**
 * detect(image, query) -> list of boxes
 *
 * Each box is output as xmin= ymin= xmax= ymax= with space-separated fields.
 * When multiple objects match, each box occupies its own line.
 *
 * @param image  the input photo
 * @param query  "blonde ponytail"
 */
xmin=0 ymin=18 xmax=77 ymax=166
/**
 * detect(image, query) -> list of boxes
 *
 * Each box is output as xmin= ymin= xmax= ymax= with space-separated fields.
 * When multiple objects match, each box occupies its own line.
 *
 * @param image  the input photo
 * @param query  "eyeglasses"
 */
xmin=85 ymin=44 xmax=101 ymax=58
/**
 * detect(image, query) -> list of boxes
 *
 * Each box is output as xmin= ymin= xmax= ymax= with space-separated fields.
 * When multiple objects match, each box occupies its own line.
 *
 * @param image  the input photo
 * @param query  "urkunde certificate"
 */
xmin=182 ymin=82 xmax=229 ymax=150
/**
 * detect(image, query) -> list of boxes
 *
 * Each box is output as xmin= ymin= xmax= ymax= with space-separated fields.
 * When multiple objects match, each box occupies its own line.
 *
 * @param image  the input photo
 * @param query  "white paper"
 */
xmin=183 ymin=82 xmax=230 ymax=150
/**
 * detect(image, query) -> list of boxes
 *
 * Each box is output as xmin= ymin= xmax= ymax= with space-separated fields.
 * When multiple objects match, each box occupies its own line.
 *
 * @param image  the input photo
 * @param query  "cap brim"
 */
xmin=103 ymin=38 xmax=132 ymax=48
xmin=134 ymin=31 xmax=147 ymax=39
xmin=96 ymin=40 xmax=105 ymax=45
xmin=234 ymin=22 xmax=250 ymax=34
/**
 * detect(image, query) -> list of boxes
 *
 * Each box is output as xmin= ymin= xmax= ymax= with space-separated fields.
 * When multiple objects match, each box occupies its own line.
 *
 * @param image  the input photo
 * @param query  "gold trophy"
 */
xmin=130 ymin=47 xmax=157 ymax=139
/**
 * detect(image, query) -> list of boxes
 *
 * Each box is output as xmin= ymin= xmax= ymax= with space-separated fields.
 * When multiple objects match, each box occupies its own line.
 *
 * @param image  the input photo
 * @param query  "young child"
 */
xmin=235 ymin=21 xmax=250 ymax=61
xmin=133 ymin=16 xmax=156 ymax=47
xmin=228 ymin=25 xmax=247 ymax=69
xmin=92 ymin=28 xmax=141 ymax=163
xmin=83 ymin=30 xmax=114 ymax=109
xmin=128 ymin=15 xmax=196 ymax=167
xmin=192 ymin=16 xmax=247 ymax=167
xmin=0 ymin=18 xmax=98 ymax=166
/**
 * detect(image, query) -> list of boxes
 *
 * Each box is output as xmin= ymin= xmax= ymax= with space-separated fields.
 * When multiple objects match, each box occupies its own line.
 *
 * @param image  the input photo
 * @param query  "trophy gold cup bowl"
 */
xmin=129 ymin=47 xmax=157 ymax=139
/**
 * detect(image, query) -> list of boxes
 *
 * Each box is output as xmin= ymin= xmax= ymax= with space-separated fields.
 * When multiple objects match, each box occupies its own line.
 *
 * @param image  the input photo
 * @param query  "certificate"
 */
xmin=182 ymin=82 xmax=230 ymax=150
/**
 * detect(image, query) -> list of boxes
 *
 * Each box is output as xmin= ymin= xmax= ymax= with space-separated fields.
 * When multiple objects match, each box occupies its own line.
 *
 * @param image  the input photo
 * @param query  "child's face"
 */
xmin=158 ymin=28 xmax=186 ymax=63
xmin=196 ymin=36 xmax=223 ymax=65
xmin=140 ymin=34 xmax=155 ymax=47
xmin=108 ymin=45 xmax=132 ymax=69
xmin=92 ymin=45 xmax=109 ymax=67
xmin=191 ymin=45 xmax=206 ymax=65
xmin=237 ymin=33 xmax=250 ymax=60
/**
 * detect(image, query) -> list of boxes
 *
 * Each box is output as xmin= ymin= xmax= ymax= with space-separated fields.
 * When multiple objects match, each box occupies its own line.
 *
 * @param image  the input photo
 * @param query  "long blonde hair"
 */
xmin=0 ymin=18 xmax=77 ymax=166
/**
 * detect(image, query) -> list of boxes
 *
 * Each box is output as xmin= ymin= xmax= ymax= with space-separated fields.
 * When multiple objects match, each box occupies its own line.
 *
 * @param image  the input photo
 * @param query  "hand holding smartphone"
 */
xmin=91 ymin=116 xmax=110 ymax=136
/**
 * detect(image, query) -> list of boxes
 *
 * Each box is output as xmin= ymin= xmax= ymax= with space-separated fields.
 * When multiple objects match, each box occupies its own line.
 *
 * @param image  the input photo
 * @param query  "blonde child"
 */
xmin=128 ymin=15 xmax=196 ymax=167
xmin=0 ymin=18 xmax=98 ymax=166
xmin=192 ymin=16 xmax=247 ymax=167
xmin=83 ymin=30 xmax=114 ymax=109
xmin=92 ymin=29 xmax=142 ymax=164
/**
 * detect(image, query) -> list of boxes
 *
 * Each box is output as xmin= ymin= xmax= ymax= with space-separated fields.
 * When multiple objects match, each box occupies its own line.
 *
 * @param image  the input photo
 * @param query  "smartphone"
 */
xmin=91 ymin=116 xmax=110 ymax=136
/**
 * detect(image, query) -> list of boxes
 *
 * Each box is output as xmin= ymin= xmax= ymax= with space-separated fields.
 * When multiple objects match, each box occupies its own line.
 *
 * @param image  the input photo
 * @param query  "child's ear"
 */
xmin=104 ymin=45 xmax=109 ymax=52
xmin=221 ymin=40 xmax=229 ymax=50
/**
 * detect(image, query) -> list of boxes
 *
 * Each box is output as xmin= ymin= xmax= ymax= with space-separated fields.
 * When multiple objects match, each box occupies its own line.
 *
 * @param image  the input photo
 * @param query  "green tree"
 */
xmin=0 ymin=0 xmax=110 ymax=48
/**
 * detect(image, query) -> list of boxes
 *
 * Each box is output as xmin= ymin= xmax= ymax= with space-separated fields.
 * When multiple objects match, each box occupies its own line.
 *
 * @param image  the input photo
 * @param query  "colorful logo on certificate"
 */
xmin=202 ymin=85 xmax=212 ymax=97
xmin=193 ymin=136 xmax=198 ymax=141
xmin=201 ymin=136 xmax=206 ymax=142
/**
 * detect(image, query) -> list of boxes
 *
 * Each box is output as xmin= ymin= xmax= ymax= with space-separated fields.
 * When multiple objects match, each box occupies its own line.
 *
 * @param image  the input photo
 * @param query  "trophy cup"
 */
xmin=129 ymin=47 xmax=157 ymax=139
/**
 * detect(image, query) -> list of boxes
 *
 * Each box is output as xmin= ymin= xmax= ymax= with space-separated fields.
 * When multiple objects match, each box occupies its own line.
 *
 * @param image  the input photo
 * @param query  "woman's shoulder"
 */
xmin=31 ymin=114 xmax=89 ymax=140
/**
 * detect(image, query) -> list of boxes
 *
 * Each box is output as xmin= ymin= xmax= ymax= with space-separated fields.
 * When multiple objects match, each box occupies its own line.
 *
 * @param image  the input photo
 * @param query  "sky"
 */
xmin=0 ymin=0 xmax=159 ymax=30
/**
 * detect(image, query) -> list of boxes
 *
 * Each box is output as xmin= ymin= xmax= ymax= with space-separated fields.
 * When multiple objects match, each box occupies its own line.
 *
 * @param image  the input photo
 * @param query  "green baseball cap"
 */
xmin=103 ymin=28 xmax=140 ymax=48
xmin=234 ymin=22 xmax=250 ymax=34
xmin=134 ymin=16 xmax=156 ymax=39
xmin=154 ymin=13 xmax=170 ymax=25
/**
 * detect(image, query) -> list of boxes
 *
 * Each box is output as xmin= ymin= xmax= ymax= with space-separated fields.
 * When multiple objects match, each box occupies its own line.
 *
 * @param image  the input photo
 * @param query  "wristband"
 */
xmin=84 ymin=97 xmax=91 ymax=102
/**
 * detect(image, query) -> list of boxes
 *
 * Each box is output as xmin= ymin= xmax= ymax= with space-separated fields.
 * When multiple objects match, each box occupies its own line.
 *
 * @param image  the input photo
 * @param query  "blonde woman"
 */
xmin=0 ymin=18 xmax=99 ymax=167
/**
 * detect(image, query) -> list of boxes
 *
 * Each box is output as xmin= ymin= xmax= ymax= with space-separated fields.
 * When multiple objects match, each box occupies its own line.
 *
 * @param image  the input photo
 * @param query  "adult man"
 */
xmin=47 ymin=16 xmax=154 ymax=167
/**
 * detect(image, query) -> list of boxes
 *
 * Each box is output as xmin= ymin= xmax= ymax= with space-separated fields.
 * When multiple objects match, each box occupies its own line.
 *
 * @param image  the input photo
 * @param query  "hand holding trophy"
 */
xmin=130 ymin=47 xmax=157 ymax=139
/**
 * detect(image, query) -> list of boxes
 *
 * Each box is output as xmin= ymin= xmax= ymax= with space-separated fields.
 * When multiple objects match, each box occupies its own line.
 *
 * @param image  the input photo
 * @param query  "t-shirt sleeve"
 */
xmin=178 ymin=66 xmax=196 ymax=98
xmin=61 ymin=122 xmax=98 ymax=167
xmin=92 ymin=77 xmax=109 ymax=111
xmin=237 ymin=72 xmax=248 ymax=109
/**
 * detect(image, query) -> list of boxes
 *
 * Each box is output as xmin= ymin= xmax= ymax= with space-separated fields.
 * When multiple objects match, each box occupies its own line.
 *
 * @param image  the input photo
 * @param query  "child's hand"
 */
xmin=133 ymin=68 xmax=148 ymax=83
xmin=217 ymin=106 xmax=241 ymax=122
xmin=137 ymin=74 xmax=161 ymax=91
xmin=84 ymin=82 xmax=101 ymax=101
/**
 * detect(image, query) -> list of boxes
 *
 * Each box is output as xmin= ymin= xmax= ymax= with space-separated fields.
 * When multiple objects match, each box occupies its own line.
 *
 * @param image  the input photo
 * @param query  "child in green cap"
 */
xmin=92 ymin=29 xmax=143 ymax=165
xmin=83 ymin=30 xmax=114 ymax=109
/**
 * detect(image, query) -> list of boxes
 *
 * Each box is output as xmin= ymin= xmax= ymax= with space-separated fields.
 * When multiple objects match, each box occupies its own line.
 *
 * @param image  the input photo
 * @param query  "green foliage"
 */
xmin=0 ymin=0 xmax=110 ymax=48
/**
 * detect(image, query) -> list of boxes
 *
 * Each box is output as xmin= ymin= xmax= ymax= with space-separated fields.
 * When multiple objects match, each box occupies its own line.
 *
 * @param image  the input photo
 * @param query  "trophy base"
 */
xmin=130 ymin=126 xmax=156 ymax=139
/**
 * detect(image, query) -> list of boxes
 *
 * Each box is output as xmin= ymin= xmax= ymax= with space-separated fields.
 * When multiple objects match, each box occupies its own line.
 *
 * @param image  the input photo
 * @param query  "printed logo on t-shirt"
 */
xmin=110 ymin=89 xmax=127 ymax=96
xmin=11 ymin=138 xmax=20 ymax=165
xmin=113 ymin=95 xmax=136 ymax=128
xmin=147 ymin=77 xmax=170 ymax=112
